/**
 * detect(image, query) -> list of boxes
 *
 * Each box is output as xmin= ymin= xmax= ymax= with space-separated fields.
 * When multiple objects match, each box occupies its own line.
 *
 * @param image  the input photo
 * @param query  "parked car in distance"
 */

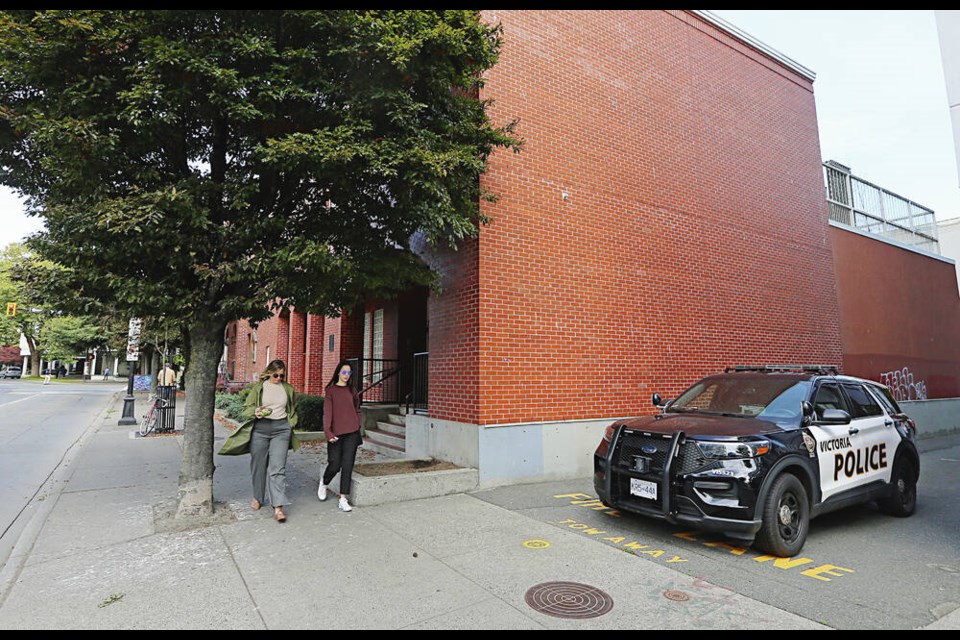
xmin=0 ymin=366 xmax=23 ymax=379
xmin=594 ymin=365 xmax=920 ymax=557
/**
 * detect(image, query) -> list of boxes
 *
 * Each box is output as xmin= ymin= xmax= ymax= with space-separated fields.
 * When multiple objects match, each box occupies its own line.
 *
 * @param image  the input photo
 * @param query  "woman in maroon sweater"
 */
xmin=318 ymin=360 xmax=363 ymax=511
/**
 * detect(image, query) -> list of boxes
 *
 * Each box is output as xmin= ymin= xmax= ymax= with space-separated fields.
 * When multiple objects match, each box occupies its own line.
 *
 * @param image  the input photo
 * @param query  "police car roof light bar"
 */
xmin=724 ymin=364 xmax=840 ymax=375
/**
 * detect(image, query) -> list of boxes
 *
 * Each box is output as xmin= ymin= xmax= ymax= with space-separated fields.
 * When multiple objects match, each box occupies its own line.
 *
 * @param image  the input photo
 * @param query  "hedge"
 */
xmin=214 ymin=390 xmax=323 ymax=431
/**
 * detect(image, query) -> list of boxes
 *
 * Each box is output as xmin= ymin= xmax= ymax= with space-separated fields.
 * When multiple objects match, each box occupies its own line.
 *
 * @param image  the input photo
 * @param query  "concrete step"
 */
xmin=365 ymin=427 xmax=405 ymax=449
xmin=387 ymin=413 xmax=406 ymax=426
xmin=377 ymin=420 xmax=406 ymax=437
xmin=361 ymin=438 xmax=406 ymax=459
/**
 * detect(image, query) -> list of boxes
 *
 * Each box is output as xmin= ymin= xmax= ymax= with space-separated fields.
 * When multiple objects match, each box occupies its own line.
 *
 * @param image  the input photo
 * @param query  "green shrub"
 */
xmin=215 ymin=392 xmax=247 ymax=422
xmin=216 ymin=388 xmax=324 ymax=428
xmin=296 ymin=393 xmax=324 ymax=431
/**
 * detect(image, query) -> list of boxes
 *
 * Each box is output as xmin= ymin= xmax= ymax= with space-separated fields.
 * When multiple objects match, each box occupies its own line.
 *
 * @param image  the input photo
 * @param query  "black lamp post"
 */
xmin=118 ymin=317 xmax=142 ymax=426
xmin=118 ymin=361 xmax=137 ymax=425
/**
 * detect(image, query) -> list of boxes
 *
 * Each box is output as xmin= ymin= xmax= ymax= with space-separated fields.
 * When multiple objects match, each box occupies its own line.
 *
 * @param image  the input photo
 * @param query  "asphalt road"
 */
xmin=473 ymin=433 xmax=960 ymax=630
xmin=0 ymin=380 xmax=123 ymax=568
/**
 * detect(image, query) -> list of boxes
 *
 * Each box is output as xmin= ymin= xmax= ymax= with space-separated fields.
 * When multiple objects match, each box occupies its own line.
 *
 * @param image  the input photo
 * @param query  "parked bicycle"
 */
xmin=138 ymin=392 xmax=172 ymax=436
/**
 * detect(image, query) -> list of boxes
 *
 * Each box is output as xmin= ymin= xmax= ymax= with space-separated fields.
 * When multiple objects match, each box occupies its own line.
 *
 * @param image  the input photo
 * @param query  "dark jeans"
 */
xmin=322 ymin=430 xmax=362 ymax=496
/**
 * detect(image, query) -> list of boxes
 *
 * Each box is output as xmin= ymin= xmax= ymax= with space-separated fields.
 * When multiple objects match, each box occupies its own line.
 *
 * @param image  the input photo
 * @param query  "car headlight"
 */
xmin=696 ymin=439 xmax=770 ymax=459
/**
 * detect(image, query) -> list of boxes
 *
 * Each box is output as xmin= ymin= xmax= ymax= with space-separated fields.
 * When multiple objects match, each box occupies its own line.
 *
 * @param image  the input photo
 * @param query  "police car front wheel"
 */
xmin=755 ymin=474 xmax=810 ymax=557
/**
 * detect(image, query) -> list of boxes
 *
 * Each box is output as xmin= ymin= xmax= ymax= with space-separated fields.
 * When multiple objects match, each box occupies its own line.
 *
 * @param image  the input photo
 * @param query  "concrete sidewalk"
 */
xmin=0 ymin=390 xmax=948 ymax=629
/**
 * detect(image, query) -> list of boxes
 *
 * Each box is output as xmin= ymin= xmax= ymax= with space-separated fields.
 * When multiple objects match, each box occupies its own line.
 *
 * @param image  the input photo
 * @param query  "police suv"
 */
xmin=593 ymin=366 xmax=920 ymax=557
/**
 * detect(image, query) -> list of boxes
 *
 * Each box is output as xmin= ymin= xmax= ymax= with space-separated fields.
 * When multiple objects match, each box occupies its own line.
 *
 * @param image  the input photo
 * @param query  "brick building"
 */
xmin=225 ymin=10 xmax=960 ymax=486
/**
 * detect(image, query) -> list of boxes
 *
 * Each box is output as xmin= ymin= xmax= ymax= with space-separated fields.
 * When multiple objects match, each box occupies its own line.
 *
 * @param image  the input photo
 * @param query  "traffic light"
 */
xmin=88 ymin=354 xmax=94 ymax=361
xmin=5 ymin=302 xmax=14 ymax=316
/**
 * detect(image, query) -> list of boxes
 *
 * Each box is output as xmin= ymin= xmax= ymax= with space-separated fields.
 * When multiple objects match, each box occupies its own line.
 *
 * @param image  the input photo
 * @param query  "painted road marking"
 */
xmin=523 ymin=539 xmax=551 ymax=549
xmin=553 ymin=493 xmax=855 ymax=582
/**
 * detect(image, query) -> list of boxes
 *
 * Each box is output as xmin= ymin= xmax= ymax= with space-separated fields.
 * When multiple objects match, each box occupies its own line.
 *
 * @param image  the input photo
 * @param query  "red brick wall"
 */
xmin=420 ymin=235 xmax=481 ymax=424
xmin=425 ymin=10 xmax=843 ymax=425
xmin=320 ymin=306 xmax=365 ymax=391
xmin=304 ymin=313 xmax=326 ymax=396
xmin=830 ymin=226 xmax=960 ymax=399
xmin=275 ymin=312 xmax=290 ymax=368
xmin=287 ymin=311 xmax=306 ymax=389
xmin=228 ymin=315 xmax=282 ymax=383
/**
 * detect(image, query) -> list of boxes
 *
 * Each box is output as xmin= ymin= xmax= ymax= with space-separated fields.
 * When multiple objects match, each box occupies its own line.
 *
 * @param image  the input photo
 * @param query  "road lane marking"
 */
xmin=0 ymin=394 xmax=41 ymax=408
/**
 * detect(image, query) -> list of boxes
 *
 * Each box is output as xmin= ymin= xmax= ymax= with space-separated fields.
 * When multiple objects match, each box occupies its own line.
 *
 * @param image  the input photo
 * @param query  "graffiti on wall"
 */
xmin=879 ymin=367 xmax=927 ymax=402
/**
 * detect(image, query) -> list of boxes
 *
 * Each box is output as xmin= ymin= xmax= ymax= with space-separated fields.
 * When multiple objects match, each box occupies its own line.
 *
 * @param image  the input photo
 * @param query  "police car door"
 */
xmin=808 ymin=381 xmax=858 ymax=501
xmin=839 ymin=382 xmax=896 ymax=486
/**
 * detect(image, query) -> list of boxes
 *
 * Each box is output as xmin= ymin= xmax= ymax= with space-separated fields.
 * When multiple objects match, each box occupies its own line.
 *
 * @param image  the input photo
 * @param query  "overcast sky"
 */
xmin=2 ymin=10 xmax=958 ymax=251
xmin=708 ymin=9 xmax=959 ymax=220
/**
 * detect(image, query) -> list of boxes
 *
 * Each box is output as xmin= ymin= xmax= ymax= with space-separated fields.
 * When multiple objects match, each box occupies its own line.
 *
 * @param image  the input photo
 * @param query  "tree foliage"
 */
xmin=1 ymin=242 xmax=124 ymax=370
xmin=0 ymin=10 xmax=520 ymax=516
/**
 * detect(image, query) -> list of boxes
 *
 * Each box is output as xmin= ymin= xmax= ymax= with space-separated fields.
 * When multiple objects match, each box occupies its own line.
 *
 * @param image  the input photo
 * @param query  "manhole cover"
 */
xmin=663 ymin=590 xmax=691 ymax=602
xmin=524 ymin=581 xmax=614 ymax=619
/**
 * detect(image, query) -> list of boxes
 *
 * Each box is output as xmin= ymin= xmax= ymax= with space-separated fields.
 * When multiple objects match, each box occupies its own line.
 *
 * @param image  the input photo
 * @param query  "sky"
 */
xmin=1 ymin=10 xmax=958 ymax=251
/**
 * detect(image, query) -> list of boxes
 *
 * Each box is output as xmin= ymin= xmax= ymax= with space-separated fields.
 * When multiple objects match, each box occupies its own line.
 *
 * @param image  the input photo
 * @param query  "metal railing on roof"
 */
xmin=823 ymin=160 xmax=940 ymax=254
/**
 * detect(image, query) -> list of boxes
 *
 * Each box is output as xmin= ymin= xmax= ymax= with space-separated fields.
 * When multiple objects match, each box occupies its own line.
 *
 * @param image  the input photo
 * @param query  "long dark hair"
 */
xmin=326 ymin=359 xmax=357 ymax=390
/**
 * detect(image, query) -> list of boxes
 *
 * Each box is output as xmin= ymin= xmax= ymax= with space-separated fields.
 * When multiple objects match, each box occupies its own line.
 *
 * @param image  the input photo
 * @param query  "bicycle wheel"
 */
xmin=139 ymin=404 xmax=158 ymax=436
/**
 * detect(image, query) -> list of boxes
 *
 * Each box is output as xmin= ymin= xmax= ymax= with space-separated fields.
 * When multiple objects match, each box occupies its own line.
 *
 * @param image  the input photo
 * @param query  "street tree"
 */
xmin=6 ymin=241 xmax=133 ymax=373
xmin=42 ymin=314 xmax=102 ymax=364
xmin=0 ymin=242 xmax=51 ymax=374
xmin=0 ymin=10 xmax=520 ymax=518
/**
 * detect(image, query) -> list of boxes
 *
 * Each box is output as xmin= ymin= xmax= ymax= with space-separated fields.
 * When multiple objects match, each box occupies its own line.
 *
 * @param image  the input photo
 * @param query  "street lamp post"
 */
xmin=118 ymin=317 xmax=143 ymax=426
xmin=118 ymin=362 xmax=137 ymax=425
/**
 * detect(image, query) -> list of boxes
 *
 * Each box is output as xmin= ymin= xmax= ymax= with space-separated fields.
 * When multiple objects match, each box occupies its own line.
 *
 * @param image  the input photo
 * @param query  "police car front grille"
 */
xmin=618 ymin=432 xmax=709 ymax=476
xmin=618 ymin=432 xmax=672 ymax=471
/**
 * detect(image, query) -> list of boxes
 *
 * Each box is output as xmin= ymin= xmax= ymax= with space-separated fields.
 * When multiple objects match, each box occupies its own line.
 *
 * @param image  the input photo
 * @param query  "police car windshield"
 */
xmin=669 ymin=377 xmax=812 ymax=419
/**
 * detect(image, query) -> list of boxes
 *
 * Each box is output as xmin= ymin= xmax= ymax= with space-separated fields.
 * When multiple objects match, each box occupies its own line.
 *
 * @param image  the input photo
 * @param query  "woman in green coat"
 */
xmin=222 ymin=359 xmax=300 ymax=523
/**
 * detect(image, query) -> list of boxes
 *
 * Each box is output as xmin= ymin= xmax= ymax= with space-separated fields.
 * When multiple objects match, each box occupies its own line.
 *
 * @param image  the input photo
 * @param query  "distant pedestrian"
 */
xmin=317 ymin=360 xmax=362 ymax=512
xmin=103 ymin=367 xmax=110 ymax=381
xmin=43 ymin=370 xmax=51 ymax=384
xmin=217 ymin=359 xmax=300 ymax=523
xmin=159 ymin=364 xmax=176 ymax=387
xmin=59 ymin=365 xmax=67 ymax=378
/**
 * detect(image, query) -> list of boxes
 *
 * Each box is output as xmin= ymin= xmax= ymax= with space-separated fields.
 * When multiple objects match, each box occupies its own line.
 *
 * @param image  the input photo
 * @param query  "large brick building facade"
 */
xmin=225 ymin=10 xmax=960 ymax=486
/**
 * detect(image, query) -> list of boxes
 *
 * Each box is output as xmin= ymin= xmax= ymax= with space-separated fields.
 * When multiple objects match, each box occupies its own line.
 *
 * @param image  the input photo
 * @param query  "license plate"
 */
xmin=630 ymin=478 xmax=657 ymax=500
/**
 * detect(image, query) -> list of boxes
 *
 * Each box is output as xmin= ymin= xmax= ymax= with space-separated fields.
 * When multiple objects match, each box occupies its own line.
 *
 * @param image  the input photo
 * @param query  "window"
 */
xmin=813 ymin=383 xmax=846 ymax=418
xmin=841 ymin=383 xmax=883 ymax=418
xmin=868 ymin=384 xmax=901 ymax=416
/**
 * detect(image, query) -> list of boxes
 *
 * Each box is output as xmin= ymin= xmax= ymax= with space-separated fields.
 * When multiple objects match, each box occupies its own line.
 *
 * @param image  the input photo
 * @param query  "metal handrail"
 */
xmin=406 ymin=352 xmax=428 ymax=414
xmin=348 ymin=358 xmax=402 ymax=404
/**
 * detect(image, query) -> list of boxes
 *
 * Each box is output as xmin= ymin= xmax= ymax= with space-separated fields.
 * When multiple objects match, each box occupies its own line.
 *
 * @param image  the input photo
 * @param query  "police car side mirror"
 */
xmin=817 ymin=408 xmax=852 ymax=425
xmin=652 ymin=393 xmax=672 ymax=412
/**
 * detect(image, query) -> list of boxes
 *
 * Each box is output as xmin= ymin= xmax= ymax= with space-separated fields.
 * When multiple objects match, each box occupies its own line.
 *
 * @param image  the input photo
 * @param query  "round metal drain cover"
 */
xmin=524 ymin=581 xmax=614 ymax=619
xmin=663 ymin=589 xmax=691 ymax=602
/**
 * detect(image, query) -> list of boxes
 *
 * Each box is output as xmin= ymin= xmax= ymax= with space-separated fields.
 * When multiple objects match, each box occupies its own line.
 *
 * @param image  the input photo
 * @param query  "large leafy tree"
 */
xmin=3 ymin=241 xmax=129 ymax=373
xmin=0 ymin=10 xmax=520 ymax=517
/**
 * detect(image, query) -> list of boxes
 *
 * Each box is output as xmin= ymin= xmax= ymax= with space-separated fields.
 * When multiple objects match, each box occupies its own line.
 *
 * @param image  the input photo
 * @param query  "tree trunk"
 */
xmin=176 ymin=313 xmax=227 ymax=519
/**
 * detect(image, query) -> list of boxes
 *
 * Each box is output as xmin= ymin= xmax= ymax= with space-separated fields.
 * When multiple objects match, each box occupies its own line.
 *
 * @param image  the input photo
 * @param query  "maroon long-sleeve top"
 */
xmin=323 ymin=384 xmax=361 ymax=441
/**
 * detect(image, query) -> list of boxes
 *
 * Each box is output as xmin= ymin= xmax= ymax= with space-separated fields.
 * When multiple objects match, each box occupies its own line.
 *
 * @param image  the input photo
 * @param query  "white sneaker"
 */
xmin=317 ymin=483 xmax=328 ymax=501
xmin=338 ymin=496 xmax=353 ymax=512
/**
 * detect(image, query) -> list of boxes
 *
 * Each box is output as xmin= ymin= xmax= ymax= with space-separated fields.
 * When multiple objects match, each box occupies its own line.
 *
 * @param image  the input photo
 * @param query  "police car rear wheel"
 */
xmin=877 ymin=457 xmax=917 ymax=517
xmin=755 ymin=474 xmax=809 ymax=557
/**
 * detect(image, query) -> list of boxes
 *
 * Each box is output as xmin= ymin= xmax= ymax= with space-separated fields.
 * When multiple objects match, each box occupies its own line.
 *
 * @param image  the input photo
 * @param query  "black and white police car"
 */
xmin=593 ymin=365 xmax=920 ymax=557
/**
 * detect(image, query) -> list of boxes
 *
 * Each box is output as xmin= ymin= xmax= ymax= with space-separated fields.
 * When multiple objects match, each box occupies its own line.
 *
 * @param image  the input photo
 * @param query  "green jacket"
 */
xmin=218 ymin=380 xmax=300 ymax=456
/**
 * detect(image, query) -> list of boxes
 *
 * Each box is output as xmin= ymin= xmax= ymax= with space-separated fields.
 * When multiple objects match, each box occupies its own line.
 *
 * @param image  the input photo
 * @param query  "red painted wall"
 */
xmin=421 ymin=10 xmax=844 ymax=425
xmin=831 ymin=226 xmax=960 ymax=399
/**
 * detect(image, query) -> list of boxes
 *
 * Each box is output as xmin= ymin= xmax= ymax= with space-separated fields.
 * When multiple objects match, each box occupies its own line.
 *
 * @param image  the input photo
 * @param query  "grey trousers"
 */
xmin=250 ymin=417 xmax=291 ymax=507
